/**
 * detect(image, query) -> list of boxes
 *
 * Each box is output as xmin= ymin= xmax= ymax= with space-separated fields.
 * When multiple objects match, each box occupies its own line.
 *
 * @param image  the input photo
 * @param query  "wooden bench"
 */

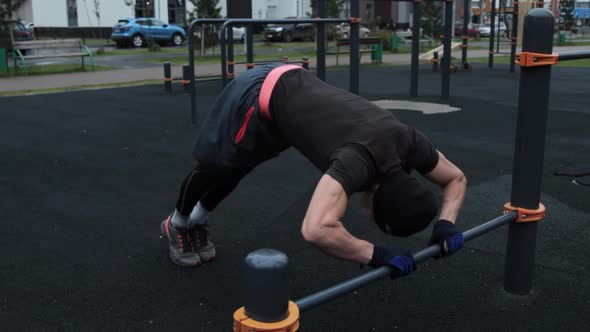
xmin=12 ymin=39 xmax=95 ymax=74
xmin=326 ymin=37 xmax=384 ymax=65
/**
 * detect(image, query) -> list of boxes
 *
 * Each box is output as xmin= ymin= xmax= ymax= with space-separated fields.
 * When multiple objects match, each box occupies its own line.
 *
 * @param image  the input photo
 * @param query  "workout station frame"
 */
xmin=230 ymin=8 xmax=590 ymax=331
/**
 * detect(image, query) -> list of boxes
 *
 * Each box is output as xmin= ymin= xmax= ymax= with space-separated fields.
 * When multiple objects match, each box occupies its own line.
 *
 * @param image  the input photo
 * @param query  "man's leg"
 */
xmin=162 ymin=164 xmax=251 ymax=267
xmin=187 ymin=167 xmax=253 ymax=262
xmin=162 ymin=163 xmax=221 ymax=267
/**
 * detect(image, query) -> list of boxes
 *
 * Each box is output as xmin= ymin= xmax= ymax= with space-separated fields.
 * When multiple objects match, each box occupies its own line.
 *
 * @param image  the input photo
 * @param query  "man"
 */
xmin=161 ymin=63 xmax=466 ymax=275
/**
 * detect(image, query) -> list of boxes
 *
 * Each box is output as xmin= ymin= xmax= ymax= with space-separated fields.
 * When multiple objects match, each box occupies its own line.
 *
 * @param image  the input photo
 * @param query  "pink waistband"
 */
xmin=259 ymin=65 xmax=303 ymax=120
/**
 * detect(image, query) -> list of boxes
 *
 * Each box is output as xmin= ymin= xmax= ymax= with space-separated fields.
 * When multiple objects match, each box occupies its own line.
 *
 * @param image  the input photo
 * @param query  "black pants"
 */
xmin=175 ymin=163 xmax=253 ymax=215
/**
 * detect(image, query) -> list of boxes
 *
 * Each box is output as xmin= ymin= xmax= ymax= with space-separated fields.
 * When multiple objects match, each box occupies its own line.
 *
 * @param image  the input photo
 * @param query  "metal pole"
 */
xmin=317 ymin=0 xmax=326 ymax=81
xmin=188 ymin=19 xmax=227 ymax=125
xmin=246 ymin=24 xmax=254 ymax=69
xmin=441 ymin=0 xmax=453 ymax=100
xmin=504 ymin=8 xmax=555 ymax=295
xmin=410 ymin=0 xmax=422 ymax=97
xmin=488 ymin=0 xmax=496 ymax=68
xmin=296 ymin=212 xmax=518 ymax=313
xmin=510 ymin=0 xmax=519 ymax=72
xmin=350 ymin=0 xmax=360 ymax=94
xmin=227 ymin=27 xmax=235 ymax=83
xmin=461 ymin=0 xmax=470 ymax=66
xmin=189 ymin=23 xmax=196 ymax=124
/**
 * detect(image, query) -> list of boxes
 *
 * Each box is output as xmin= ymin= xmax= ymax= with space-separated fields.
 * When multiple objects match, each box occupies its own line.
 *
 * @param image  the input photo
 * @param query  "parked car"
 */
xmin=454 ymin=23 xmax=481 ymax=38
xmin=111 ymin=18 xmax=186 ymax=48
xmin=265 ymin=18 xmax=315 ymax=42
xmin=478 ymin=22 xmax=508 ymax=37
xmin=335 ymin=23 xmax=371 ymax=39
xmin=12 ymin=20 xmax=32 ymax=41
xmin=215 ymin=26 xmax=246 ymax=43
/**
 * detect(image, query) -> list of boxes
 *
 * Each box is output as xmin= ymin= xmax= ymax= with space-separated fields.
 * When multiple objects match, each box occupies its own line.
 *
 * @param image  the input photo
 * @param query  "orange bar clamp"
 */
xmin=515 ymin=52 xmax=559 ymax=67
xmin=504 ymin=203 xmax=546 ymax=223
xmin=233 ymin=301 xmax=300 ymax=332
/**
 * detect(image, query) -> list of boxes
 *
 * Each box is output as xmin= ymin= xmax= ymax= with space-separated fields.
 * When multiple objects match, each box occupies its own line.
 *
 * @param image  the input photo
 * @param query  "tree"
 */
xmin=310 ymin=0 xmax=345 ymax=18
xmin=559 ymin=0 xmax=575 ymax=31
xmin=123 ymin=0 xmax=135 ymax=17
xmin=188 ymin=0 xmax=221 ymax=21
xmin=0 ymin=0 xmax=26 ymax=19
xmin=187 ymin=0 xmax=222 ymax=51
xmin=421 ymin=2 xmax=443 ymax=40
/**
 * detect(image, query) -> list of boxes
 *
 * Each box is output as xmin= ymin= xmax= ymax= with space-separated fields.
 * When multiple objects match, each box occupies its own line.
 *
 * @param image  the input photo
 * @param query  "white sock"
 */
xmin=189 ymin=201 xmax=211 ymax=227
xmin=170 ymin=210 xmax=189 ymax=229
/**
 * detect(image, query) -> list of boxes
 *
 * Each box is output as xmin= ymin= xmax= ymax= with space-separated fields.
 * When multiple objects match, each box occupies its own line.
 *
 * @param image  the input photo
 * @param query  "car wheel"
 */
xmin=283 ymin=32 xmax=293 ymax=42
xmin=172 ymin=33 xmax=183 ymax=46
xmin=132 ymin=34 xmax=144 ymax=48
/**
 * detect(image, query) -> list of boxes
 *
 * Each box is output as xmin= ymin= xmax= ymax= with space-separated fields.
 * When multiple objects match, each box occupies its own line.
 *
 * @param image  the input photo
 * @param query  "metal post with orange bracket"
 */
xmin=504 ymin=8 xmax=555 ymax=295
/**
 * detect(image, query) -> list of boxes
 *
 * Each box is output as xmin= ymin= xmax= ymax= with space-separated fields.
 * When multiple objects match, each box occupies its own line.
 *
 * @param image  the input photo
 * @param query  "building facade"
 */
xmin=13 ymin=0 xmax=312 ymax=28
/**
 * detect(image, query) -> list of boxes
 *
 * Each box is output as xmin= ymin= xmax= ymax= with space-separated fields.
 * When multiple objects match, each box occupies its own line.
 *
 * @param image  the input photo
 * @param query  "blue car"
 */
xmin=111 ymin=18 xmax=186 ymax=48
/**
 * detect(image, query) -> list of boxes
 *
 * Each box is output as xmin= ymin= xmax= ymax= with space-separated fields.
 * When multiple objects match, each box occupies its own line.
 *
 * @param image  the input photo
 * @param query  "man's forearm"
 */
xmin=306 ymin=219 xmax=374 ymax=265
xmin=438 ymin=175 xmax=467 ymax=223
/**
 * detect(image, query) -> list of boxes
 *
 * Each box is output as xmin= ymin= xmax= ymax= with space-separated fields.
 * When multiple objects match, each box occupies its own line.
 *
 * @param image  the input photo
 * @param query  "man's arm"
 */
xmin=301 ymin=174 xmax=374 ymax=265
xmin=425 ymin=151 xmax=467 ymax=224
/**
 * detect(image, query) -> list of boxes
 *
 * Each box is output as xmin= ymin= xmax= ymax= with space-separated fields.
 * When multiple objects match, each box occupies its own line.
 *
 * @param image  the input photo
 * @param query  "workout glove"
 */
xmin=428 ymin=219 xmax=464 ymax=258
xmin=368 ymin=245 xmax=416 ymax=276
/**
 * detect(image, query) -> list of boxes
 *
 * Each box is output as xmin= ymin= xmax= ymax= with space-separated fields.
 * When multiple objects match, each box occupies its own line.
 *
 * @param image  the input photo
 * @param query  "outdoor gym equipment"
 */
xmin=232 ymin=9 xmax=557 ymax=331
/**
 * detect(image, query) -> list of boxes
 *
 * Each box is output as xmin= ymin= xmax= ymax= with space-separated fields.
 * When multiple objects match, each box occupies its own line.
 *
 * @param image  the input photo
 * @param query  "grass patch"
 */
xmin=0 ymin=79 xmax=162 ymax=97
xmin=0 ymin=64 xmax=114 ymax=77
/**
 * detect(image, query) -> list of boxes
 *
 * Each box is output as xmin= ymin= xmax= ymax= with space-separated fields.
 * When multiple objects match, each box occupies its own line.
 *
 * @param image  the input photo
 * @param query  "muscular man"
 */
xmin=161 ymin=64 xmax=466 ymax=275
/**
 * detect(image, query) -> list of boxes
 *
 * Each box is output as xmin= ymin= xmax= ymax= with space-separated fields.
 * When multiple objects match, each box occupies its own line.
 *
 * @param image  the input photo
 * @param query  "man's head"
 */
xmin=369 ymin=170 xmax=439 ymax=237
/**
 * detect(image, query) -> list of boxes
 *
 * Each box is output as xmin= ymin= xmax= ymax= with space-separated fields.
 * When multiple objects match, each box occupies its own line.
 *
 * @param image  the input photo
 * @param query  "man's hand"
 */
xmin=428 ymin=220 xmax=464 ymax=258
xmin=368 ymin=245 xmax=416 ymax=276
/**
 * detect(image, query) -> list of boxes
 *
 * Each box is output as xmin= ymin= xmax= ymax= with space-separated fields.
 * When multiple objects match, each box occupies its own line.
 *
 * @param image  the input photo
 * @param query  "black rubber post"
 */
xmin=433 ymin=51 xmax=439 ymax=72
xmin=317 ymin=0 xmax=326 ymax=81
xmin=410 ymin=0 xmax=422 ymax=97
xmin=488 ymin=0 xmax=496 ymax=68
xmin=441 ymin=0 xmax=453 ymax=100
xmin=350 ymin=0 xmax=360 ymax=94
xmin=504 ymin=8 xmax=555 ymax=295
xmin=302 ymin=56 xmax=310 ymax=70
xmin=244 ymin=249 xmax=290 ymax=322
xmin=163 ymin=62 xmax=172 ymax=93
xmin=182 ymin=64 xmax=192 ymax=94
xmin=509 ymin=1 xmax=519 ymax=72
xmin=461 ymin=0 xmax=469 ymax=66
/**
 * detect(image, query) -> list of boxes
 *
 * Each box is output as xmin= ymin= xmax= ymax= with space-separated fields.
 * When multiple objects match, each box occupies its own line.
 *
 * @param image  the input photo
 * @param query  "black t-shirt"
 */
xmin=270 ymin=69 xmax=439 ymax=195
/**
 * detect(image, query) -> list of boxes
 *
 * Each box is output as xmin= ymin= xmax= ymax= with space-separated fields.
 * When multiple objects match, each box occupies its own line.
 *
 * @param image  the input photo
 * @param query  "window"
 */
xmin=67 ymin=0 xmax=78 ymax=27
xmin=135 ymin=0 xmax=155 ymax=18
xmin=168 ymin=0 xmax=186 ymax=24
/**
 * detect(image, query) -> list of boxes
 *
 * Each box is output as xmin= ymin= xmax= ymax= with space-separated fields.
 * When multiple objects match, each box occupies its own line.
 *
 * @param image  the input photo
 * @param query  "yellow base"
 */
xmin=233 ymin=301 xmax=300 ymax=332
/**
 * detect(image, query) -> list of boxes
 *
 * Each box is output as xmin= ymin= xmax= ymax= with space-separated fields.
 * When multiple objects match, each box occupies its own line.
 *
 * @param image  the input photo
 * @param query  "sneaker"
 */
xmin=160 ymin=215 xmax=202 ymax=267
xmin=189 ymin=223 xmax=216 ymax=263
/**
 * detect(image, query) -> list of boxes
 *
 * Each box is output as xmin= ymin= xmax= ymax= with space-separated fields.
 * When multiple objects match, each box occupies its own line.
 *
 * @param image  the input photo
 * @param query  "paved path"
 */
xmin=0 ymin=45 xmax=586 ymax=93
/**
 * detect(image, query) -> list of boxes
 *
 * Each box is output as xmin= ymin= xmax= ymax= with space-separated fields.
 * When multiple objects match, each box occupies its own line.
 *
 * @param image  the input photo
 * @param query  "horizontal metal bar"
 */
xmin=558 ymin=51 xmax=590 ymax=62
xmin=295 ymin=212 xmax=518 ymax=313
xmin=188 ymin=18 xmax=227 ymax=32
